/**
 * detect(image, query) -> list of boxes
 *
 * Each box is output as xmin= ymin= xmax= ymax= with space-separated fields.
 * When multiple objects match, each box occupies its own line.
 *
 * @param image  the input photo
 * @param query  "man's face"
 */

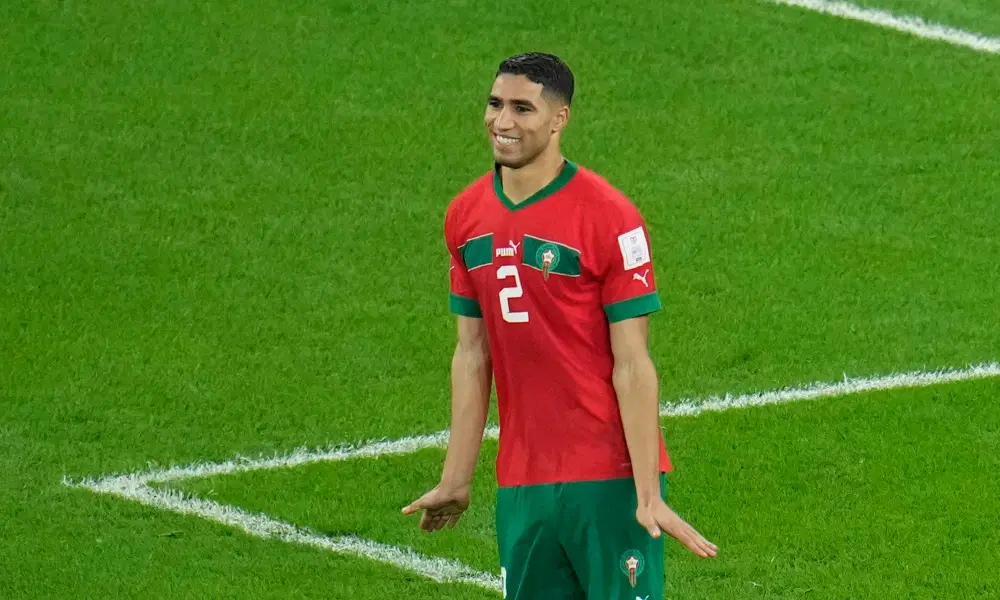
xmin=484 ymin=74 xmax=566 ymax=169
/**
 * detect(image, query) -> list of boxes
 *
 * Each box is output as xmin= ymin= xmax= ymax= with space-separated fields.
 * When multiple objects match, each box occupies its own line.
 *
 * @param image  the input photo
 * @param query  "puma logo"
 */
xmin=632 ymin=269 xmax=649 ymax=288
xmin=495 ymin=240 xmax=521 ymax=258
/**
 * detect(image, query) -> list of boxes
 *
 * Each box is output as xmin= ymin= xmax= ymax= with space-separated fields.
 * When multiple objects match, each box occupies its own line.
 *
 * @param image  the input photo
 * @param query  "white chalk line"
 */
xmin=63 ymin=477 xmax=503 ymax=593
xmin=771 ymin=0 xmax=1000 ymax=54
xmin=72 ymin=361 xmax=1000 ymax=487
xmin=659 ymin=361 xmax=1000 ymax=416
xmin=64 ymin=361 xmax=1000 ymax=594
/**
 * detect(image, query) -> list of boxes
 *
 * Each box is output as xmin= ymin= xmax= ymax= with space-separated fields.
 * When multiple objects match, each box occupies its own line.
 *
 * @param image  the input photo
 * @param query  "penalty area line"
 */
xmin=659 ymin=361 xmax=1000 ymax=417
xmin=61 ymin=361 xmax=999 ymax=594
xmin=65 ymin=362 xmax=1000 ymax=487
xmin=770 ymin=0 xmax=1000 ymax=54
xmin=63 ymin=477 xmax=503 ymax=594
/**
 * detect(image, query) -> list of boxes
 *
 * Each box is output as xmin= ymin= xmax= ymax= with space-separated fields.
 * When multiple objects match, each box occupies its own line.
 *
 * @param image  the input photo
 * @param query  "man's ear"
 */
xmin=552 ymin=105 xmax=570 ymax=134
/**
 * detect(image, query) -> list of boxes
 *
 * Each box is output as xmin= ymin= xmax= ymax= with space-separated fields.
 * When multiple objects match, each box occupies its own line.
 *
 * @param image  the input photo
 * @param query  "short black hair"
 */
xmin=496 ymin=52 xmax=574 ymax=106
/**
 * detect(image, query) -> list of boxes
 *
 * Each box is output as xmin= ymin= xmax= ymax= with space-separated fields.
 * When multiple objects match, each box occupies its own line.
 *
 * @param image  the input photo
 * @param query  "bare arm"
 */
xmin=610 ymin=316 xmax=663 ymax=507
xmin=402 ymin=316 xmax=492 ymax=531
xmin=439 ymin=315 xmax=493 ymax=492
xmin=610 ymin=315 xmax=718 ymax=557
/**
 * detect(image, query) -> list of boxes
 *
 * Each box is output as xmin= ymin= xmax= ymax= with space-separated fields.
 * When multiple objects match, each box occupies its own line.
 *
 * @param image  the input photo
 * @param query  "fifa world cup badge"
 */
xmin=619 ymin=550 xmax=645 ymax=588
xmin=536 ymin=243 xmax=560 ymax=281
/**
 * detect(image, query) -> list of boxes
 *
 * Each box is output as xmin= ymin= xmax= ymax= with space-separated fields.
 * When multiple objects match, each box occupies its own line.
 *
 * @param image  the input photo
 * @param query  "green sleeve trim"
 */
xmin=604 ymin=292 xmax=662 ymax=323
xmin=459 ymin=234 xmax=494 ymax=271
xmin=449 ymin=293 xmax=482 ymax=318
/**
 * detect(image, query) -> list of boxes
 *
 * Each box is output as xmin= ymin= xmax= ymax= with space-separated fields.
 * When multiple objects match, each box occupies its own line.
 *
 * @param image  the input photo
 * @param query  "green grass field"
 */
xmin=3 ymin=0 xmax=999 ymax=598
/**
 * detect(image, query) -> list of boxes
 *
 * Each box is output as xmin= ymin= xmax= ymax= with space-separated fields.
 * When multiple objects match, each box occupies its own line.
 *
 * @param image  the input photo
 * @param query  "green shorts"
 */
xmin=496 ymin=475 xmax=666 ymax=600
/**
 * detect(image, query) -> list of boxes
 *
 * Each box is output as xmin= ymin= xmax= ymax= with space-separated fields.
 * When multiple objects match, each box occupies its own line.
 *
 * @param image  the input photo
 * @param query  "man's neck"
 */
xmin=499 ymin=150 xmax=566 ymax=205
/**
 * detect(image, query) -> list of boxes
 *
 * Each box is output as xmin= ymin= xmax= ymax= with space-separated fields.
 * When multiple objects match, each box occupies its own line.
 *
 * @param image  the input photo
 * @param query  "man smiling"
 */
xmin=403 ymin=52 xmax=717 ymax=599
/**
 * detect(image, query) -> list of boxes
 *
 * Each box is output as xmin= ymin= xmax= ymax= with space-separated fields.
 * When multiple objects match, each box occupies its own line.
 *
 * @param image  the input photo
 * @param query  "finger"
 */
xmin=694 ymin=532 xmax=717 ymax=551
xmin=402 ymin=497 xmax=427 ymax=515
xmin=685 ymin=531 xmax=716 ymax=558
xmin=697 ymin=536 xmax=718 ymax=558
xmin=680 ymin=534 xmax=708 ymax=558
xmin=447 ymin=514 xmax=462 ymax=528
xmin=427 ymin=515 xmax=445 ymax=532
xmin=660 ymin=515 xmax=696 ymax=543
xmin=661 ymin=520 xmax=705 ymax=555
xmin=636 ymin=513 xmax=659 ymax=538
xmin=690 ymin=539 xmax=711 ymax=558
xmin=653 ymin=511 xmax=717 ymax=557
xmin=689 ymin=529 xmax=717 ymax=555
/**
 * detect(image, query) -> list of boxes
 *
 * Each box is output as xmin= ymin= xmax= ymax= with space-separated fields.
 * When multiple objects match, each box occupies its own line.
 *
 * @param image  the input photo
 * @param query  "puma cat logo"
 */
xmin=495 ymin=240 xmax=521 ymax=258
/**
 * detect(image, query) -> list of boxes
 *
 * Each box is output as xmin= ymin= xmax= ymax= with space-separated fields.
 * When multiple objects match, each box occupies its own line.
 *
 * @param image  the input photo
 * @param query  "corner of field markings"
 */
xmin=62 ymin=362 xmax=999 ymax=593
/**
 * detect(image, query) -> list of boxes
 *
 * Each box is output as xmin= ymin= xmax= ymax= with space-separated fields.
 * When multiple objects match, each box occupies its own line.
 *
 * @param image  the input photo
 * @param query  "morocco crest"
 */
xmin=536 ymin=243 xmax=560 ymax=281
xmin=619 ymin=549 xmax=645 ymax=588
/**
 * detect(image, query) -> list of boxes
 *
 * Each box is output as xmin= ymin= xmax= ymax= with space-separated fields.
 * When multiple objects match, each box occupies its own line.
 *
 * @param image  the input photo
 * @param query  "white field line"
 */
xmin=771 ymin=0 xmax=1000 ymax=54
xmin=659 ymin=362 xmax=1000 ymax=417
xmin=63 ymin=477 xmax=503 ymax=593
xmin=67 ymin=362 xmax=1000 ymax=488
xmin=63 ymin=362 xmax=999 ymax=593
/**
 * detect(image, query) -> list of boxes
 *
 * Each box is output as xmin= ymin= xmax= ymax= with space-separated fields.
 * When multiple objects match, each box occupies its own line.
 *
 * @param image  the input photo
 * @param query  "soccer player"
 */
xmin=402 ymin=52 xmax=717 ymax=599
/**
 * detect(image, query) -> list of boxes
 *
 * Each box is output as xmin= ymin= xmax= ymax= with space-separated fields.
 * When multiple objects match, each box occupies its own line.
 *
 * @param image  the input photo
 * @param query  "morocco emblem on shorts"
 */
xmin=619 ymin=550 xmax=645 ymax=588
xmin=536 ymin=243 xmax=560 ymax=280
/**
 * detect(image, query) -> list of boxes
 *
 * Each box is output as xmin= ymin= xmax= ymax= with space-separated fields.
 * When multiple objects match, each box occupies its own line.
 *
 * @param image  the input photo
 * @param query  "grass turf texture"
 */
xmin=174 ymin=378 xmax=1000 ymax=599
xmin=2 ymin=0 xmax=998 ymax=598
xmin=851 ymin=0 xmax=1000 ymax=37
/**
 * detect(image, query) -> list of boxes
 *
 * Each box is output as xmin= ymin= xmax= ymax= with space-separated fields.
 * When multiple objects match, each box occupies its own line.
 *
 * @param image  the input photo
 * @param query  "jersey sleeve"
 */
xmin=444 ymin=204 xmax=483 ymax=318
xmin=597 ymin=201 xmax=663 ymax=323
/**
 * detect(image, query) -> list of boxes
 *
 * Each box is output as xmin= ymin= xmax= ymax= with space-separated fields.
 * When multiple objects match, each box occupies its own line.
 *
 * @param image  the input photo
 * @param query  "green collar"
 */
xmin=493 ymin=160 xmax=578 ymax=212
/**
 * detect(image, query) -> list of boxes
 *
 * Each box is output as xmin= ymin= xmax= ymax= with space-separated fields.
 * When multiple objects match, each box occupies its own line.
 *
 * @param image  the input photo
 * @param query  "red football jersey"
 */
xmin=444 ymin=161 xmax=673 ymax=487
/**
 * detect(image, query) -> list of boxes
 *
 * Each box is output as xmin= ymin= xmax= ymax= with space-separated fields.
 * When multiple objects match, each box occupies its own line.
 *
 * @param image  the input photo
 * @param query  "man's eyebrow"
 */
xmin=487 ymin=95 xmax=537 ymax=108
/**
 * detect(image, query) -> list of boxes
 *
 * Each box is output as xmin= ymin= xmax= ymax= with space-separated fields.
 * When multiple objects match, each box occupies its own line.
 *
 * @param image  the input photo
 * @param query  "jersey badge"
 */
xmin=620 ymin=549 xmax=645 ymax=588
xmin=536 ymin=243 xmax=560 ymax=280
xmin=618 ymin=226 xmax=651 ymax=270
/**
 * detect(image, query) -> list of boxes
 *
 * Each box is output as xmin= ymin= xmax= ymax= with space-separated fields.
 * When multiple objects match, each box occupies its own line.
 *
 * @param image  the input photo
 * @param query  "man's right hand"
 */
xmin=401 ymin=484 xmax=471 ymax=532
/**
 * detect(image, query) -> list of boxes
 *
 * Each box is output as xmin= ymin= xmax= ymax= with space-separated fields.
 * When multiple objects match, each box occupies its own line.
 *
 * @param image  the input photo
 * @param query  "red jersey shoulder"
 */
xmin=561 ymin=165 xmax=655 ymax=281
xmin=568 ymin=165 xmax=644 ymax=223
xmin=446 ymin=172 xmax=492 ymax=218
xmin=562 ymin=165 xmax=649 ymax=253
xmin=444 ymin=171 xmax=493 ymax=245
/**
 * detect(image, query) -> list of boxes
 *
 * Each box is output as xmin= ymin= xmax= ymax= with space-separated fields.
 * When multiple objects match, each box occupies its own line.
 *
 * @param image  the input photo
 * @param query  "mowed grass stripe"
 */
xmin=661 ymin=377 xmax=1000 ymax=599
xmin=5 ymin=0 xmax=999 ymax=598
xmin=62 ymin=363 xmax=1000 ymax=594
xmin=171 ymin=378 xmax=1000 ymax=598
xmin=771 ymin=0 xmax=1000 ymax=54
xmin=851 ymin=0 xmax=1000 ymax=39
xmin=63 ymin=478 xmax=503 ymax=593
xmin=64 ymin=362 xmax=1000 ymax=485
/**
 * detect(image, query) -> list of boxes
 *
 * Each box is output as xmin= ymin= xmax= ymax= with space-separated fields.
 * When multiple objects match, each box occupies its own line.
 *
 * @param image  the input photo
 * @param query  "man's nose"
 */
xmin=495 ymin=106 xmax=514 ymax=130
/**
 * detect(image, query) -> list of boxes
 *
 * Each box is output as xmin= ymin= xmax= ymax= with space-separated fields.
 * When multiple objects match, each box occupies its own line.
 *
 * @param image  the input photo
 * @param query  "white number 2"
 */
xmin=496 ymin=265 xmax=529 ymax=323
